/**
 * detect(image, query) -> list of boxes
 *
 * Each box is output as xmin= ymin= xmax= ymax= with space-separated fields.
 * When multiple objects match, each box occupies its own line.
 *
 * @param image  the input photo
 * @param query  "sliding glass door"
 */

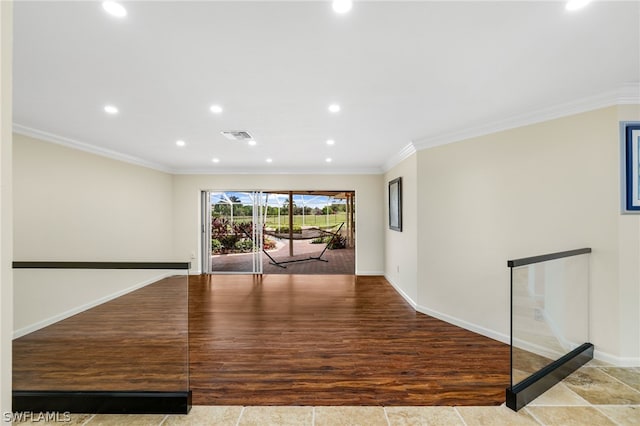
xmin=202 ymin=191 xmax=264 ymax=274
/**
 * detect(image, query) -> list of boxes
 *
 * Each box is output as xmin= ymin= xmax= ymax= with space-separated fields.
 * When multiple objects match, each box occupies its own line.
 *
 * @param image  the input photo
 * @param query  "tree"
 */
xmin=282 ymin=200 xmax=296 ymax=210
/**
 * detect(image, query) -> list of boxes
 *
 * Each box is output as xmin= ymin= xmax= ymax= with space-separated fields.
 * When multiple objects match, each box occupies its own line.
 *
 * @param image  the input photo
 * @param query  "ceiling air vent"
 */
xmin=221 ymin=131 xmax=253 ymax=141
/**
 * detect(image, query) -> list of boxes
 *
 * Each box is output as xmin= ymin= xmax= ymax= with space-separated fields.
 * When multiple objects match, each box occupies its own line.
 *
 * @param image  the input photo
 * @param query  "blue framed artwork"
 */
xmin=623 ymin=122 xmax=640 ymax=212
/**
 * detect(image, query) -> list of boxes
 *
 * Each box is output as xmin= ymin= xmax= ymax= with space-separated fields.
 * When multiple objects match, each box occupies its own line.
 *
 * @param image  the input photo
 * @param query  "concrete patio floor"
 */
xmin=211 ymin=238 xmax=355 ymax=274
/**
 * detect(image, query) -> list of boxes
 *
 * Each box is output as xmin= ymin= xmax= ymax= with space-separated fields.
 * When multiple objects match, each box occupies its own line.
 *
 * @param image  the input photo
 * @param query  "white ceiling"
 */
xmin=12 ymin=1 xmax=640 ymax=174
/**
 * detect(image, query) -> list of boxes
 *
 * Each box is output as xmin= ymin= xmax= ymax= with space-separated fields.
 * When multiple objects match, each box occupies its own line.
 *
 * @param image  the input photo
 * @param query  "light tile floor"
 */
xmin=13 ymin=364 xmax=640 ymax=425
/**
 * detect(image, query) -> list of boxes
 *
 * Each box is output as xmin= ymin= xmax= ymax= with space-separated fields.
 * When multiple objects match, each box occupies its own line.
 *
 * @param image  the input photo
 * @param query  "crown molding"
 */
xmin=173 ymin=166 xmax=383 ymax=176
xmin=13 ymin=124 xmax=175 ymax=174
xmin=413 ymin=83 xmax=640 ymax=151
xmin=13 ymin=124 xmax=382 ymax=176
xmin=617 ymin=82 xmax=640 ymax=104
xmin=381 ymin=142 xmax=417 ymax=173
xmin=15 ymin=84 xmax=639 ymax=176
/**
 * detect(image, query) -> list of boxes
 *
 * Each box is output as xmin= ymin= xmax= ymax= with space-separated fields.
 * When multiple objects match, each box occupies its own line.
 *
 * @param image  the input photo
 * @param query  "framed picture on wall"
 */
xmin=623 ymin=122 xmax=640 ymax=212
xmin=389 ymin=177 xmax=402 ymax=231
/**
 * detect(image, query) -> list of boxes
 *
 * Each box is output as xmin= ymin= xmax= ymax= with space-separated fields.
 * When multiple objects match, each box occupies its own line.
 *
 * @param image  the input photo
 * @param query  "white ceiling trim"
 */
xmin=617 ymin=82 xmax=640 ymax=104
xmin=412 ymin=83 xmax=640 ymax=151
xmin=12 ymin=123 xmax=382 ymax=175
xmin=14 ymin=84 xmax=639 ymax=176
xmin=13 ymin=123 xmax=175 ymax=174
xmin=382 ymin=142 xmax=417 ymax=173
xmin=173 ymin=166 xmax=383 ymax=176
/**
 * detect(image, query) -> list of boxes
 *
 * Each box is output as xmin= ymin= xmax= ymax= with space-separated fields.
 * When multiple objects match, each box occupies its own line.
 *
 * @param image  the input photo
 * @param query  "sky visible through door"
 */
xmin=208 ymin=191 xmax=355 ymax=274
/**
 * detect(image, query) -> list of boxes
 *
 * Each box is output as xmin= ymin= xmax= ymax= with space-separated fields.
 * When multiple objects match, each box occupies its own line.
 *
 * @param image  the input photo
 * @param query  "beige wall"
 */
xmin=11 ymin=134 xmax=385 ymax=335
xmin=12 ymin=134 xmax=176 ymax=336
xmin=384 ymin=155 xmax=418 ymax=303
xmin=413 ymin=106 xmax=640 ymax=363
xmin=0 ymin=0 xmax=13 ymax=417
xmin=172 ymin=174 xmax=385 ymax=275
xmin=13 ymin=134 xmax=174 ymax=261
xmin=617 ymin=104 xmax=640 ymax=363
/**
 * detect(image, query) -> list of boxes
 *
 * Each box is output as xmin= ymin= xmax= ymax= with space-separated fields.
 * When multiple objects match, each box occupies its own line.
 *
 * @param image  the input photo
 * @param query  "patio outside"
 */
xmin=208 ymin=191 xmax=355 ymax=274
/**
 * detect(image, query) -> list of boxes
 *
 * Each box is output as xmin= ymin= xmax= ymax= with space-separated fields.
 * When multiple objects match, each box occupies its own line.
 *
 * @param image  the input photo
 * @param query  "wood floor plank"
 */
xmin=188 ymin=274 xmax=509 ymax=406
xmin=13 ymin=276 xmax=189 ymax=392
xmin=13 ymin=273 xmax=510 ymax=406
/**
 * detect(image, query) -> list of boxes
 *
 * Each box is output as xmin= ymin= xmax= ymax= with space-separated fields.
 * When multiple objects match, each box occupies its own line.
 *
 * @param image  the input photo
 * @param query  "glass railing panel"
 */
xmin=12 ymin=264 xmax=189 ymax=395
xmin=510 ymin=253 xmax=590 ymax=387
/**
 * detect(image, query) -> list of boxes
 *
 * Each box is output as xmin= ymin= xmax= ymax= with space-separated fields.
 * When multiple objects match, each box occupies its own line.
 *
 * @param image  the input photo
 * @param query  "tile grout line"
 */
xmin=158 ymin=414 xmax=169 ymax=426
xmin=235 ymin=406 xmax=246 ymax=426
xmin=81 ymin=414 xmax=96 ymax=426
xmin=585 ymin=404 xmax=640 ymax=406
xmin=592 ymin=404 xmax=629 ymax=426
xmin=382 ymin=406 xmax=390 ymax=426
xmin=528 ymin=383 xmax=590 ymax=407
xmin=557 ymin=382 xmax=592 ymax=406
xmin=453 ymin=407 xmax=468 ymax=426
xmin=596 ymin=367 xmax=640 ymax=396
xmin=523 ymin=406 xmax=548 ymax=426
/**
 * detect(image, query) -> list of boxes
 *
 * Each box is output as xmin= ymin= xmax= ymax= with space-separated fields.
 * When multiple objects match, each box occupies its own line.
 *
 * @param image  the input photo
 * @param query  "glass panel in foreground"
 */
xmin=13 ymin=267 xmax=189 ymax=393
xmin=511 ymin=254 xmax=589 ymax=386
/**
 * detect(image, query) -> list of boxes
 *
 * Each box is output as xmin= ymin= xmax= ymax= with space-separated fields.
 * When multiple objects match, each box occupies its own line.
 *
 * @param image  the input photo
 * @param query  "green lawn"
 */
xmin=215 ymin=213 xmax=347 ymax=229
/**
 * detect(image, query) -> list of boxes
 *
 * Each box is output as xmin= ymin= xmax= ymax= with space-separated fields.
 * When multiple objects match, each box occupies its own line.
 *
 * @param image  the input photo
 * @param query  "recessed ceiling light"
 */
xmin=212 ymin=158 xmax=220 ymax=163
xmin=266 ymin=158 xmax=273 ymax=163
xmin=248 ymin=140 xmax=257 ymax=146
xmin=328 ymin=104 xmax=341 ymax=113
xmin=104 ymin=105 xmax=119 ymax=114
xmin=326 ymin=139 xmax=336 ymax=146
xmin=176 ymin=140 xmax=186 ymax=147
xmin=210 ymin=105 xmax=223 ymax=114
xmin=326 ymin=158 xmax=333 ymax=163
xmin=102 ymin=1 xmax=127 ymax=18
xmin=332 ymin=0 xmax=353 ymax=14
xmin=566 ymin=0 xmax=592 ymax=11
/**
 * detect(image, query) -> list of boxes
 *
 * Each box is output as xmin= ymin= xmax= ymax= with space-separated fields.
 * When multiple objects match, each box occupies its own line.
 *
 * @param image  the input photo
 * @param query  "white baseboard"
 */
xmin=594 ymin=350 xmax=640 ymax=367
xmin=385 ymin=277 xmax=640 ymax=367
xmin=540 ymin=308 xmax=579 ymax=354
xmin=385 ymin=275 xmax=510 ymax=345
xmin=512 ymin=338 xmax=565 ymax=361
xmin=13 ymin=272 xmax=171 ymax=339
xmin=385 ymin=275 xmax=418 ymax=310
xmin=356 ymin=270 xmax=384 ymax=276
xmin=417 ymin=305 xmax=510 ymax=345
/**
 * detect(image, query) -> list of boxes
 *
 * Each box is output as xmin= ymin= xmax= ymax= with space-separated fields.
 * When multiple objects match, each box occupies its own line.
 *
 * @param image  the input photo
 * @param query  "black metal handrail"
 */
xmin=12 ymin=261 xmax=190 ymax=270
xmin=507 ymin=248 xmax=591 ymax=268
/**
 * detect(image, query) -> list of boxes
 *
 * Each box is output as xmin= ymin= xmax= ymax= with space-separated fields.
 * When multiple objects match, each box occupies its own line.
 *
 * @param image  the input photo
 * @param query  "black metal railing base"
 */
xmin=506 ymin=342 xmax=593 ymax=411
xmin=12 ymin=390 xmax=191 ymax=414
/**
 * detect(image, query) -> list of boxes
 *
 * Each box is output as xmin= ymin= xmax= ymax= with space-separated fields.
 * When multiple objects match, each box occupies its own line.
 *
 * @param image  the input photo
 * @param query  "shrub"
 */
xmin=234 ymin=239 xmax=254 ymax=252
xmin=211 ymin=217 xmax=231 ymax=238
xmin=263 ymin=238 xmax=276 ymax=250
xmin=327 ymin=235 xmax=347 ymax=250
xmin=211 ymin=238 xmax=223 ymax=253
xmin=220 ymin=234 xmax=240 ymax=250
xmin=276 ymin=226 xmax=302 ymax=234
xmin=311 ymin=236 xmax=330 ymax=244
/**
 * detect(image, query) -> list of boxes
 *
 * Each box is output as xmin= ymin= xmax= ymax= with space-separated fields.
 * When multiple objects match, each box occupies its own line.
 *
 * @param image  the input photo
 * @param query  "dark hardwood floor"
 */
xmin=13 ymin=274 xmax=510 ymax=406
xmin=13 ymin=276 xmax=189 ymax=392
xmin=189 ymin=274 xmax=510 ymax=405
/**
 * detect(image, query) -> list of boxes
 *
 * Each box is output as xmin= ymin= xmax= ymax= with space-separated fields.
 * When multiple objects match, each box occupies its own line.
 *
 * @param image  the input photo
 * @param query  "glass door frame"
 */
xmin=201 ymin=190 xmax=264 ymax=275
